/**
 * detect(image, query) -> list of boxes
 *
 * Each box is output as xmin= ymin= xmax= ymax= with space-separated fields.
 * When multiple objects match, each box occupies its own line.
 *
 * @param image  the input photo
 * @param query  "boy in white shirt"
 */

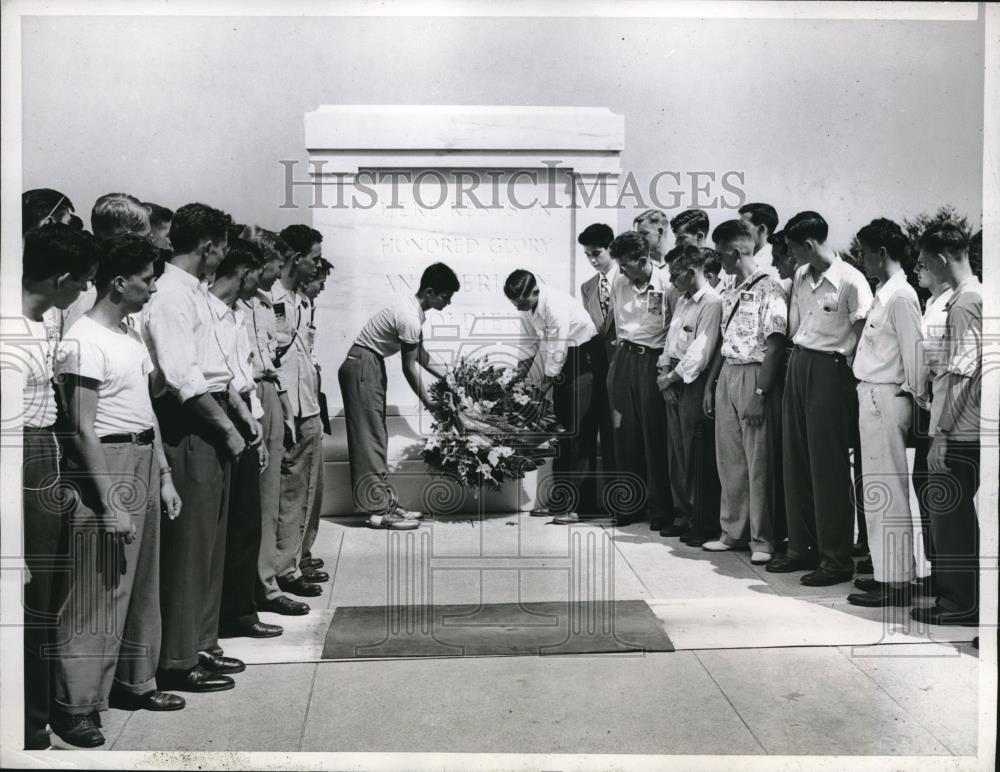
xmin=14 ymin=222 xmax=101 ymax=749
xmin=51 ymin=235 xmax=184 ymax=748
xmin=338 ymin=263 xmax=460 ymax=529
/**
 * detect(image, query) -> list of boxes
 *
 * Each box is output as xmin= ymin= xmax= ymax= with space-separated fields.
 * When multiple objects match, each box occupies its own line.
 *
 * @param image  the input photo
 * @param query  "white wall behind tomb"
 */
xmin=22 ymin=13 xmax=985 ymax=248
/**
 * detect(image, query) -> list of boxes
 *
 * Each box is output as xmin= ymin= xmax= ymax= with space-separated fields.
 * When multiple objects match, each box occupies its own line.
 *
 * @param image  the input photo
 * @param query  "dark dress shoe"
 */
xmin=854 ymin=577 xmax=884 ymax=592
xmin=50 ymin=712 xmax=105 ymax=748
xmin=765 ymin=555 xmax=819 ymax=573
xmin=847 ymin=588 xmax=911 ymax=607
xmin=278 ymin=575 xmax=323 ymax=597
xmin=856 ymin=557 xmax=874 ymax=574
xmin=110 ymin=688 xmax=186 ymax=711
xmin=258 ymin=595 xmax=311 ymax=615
xmin=800 ymin=567 xmax=854 ymax=586
xmin=300 ymin=557 xmax=325 ymax=570
xmin=157 ymin=665 xmax=235 ymax=693
xmin=683 ymin=535 xmax=709 ymax=548
xmin=302 ymin=569 xmax=330 ymax=583
xmin=198 ymin=650 xmax=246 ymax=674
xmin=609 ymin=513 xmax=639 ymax=527
xmin=221 ymin=621 xmax=284 ymax=639
xmin=659 ymin=523 xmax=689 ymax=537
xmin=909 ymin=605 xmax=979 ymax=627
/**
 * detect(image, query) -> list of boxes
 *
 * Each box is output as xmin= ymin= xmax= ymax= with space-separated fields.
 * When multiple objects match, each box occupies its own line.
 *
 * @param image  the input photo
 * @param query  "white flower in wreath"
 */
xmin=466 ymin=434 xmax=490 ymax=452
xmin=514 ymin=393 xmax=531 ymax=406
xmin=479 ymin=399 xmax=497 ymax=412
xmin=424 ymin=436 xmax=442 ymax=451
xmin=498 ymin=368 xmax=516 ymax=386
xmin=496 ymin=445 xmax=513 ymax=458
xmin=476 ymin=462 xmax=494 ymax=477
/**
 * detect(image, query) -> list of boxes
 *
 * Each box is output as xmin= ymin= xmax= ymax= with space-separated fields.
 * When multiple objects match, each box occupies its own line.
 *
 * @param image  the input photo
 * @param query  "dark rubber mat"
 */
xmin=321 ymin=600 xmax=674 ymax=659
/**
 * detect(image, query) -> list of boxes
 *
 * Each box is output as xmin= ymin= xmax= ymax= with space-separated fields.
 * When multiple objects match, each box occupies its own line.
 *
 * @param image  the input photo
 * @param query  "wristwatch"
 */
xmin=754 ymin=387 xmax=767 ymax=397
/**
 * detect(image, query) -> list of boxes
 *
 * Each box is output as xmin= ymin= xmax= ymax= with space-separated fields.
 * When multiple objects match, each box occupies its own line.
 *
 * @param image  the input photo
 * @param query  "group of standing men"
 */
xmin=506 ymin=203 xmax=982 ymax=630
xmin=17 ymin=189 xmax=336 ymax=749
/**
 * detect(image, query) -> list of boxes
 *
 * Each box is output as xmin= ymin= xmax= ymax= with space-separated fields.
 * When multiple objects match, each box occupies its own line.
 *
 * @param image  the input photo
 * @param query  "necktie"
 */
xmin=599 ymin=274 xmax=610 ymax=320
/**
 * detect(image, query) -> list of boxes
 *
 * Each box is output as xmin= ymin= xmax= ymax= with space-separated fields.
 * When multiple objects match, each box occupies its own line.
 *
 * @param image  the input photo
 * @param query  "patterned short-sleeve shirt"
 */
xmin=720 ymin=270 xmax=788 ymax=364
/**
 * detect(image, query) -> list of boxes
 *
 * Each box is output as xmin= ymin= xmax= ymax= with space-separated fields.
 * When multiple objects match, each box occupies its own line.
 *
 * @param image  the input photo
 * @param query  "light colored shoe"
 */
xmin=751 ymin=551 xmax=772 ymax=565
xmin=702 ymin=540 xmax=732 ymax=552
xmin=551 ymin=513 xmax=581 ymax=524
xmin=367 ymin=513 xmax=420 ymax=530
xmin=529 ymin=508 xmax=551 ymax=517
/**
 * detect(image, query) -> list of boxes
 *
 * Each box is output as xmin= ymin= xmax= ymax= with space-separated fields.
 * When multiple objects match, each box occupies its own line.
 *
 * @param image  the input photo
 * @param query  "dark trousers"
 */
xmin=607 ymin=346 xmax=671 ymax=520
xmin=930 ymin=441 xmax=980 ymax=616
xmin=154 ymin=395 xmax=231 ymax=671
xmin=767 ymin=365 xmax=787 ymax=547
xmin=666 ymin=370 xmax=710 ymax=520
xmin=690 ymin=415 xmax=722 ymax=541
xmin=22 ymin=428 xmax=69 ymax=748
xmin=549 ymin=343 xmax=594 ymax=515
xmin=911 ymin=406 xmax=935 ymax=570
xmin=220 ymin=441 xmax=262 ymax=631
xmin=53 ymin=441 xmax=161 ymax=714
xmin=782 ymin=347 xmax=857 ymax=573
xmin=579 ymin=339 xmax=616 ymax=514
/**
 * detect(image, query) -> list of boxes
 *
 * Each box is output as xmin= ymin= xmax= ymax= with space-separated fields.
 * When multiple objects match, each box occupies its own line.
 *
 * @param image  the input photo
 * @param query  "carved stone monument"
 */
xmin=304 ymin=105 xmax=624 ymax=515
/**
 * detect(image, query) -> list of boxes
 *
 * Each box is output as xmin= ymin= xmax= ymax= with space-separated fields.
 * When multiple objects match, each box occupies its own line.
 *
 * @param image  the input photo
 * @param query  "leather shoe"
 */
xmin=801 ymin=567 xmax=854 ymax=586
xmin=649 ymin=519 xmax=668 ymax=532
xmin=854 ymin=577 xmax=884 ymax=592
xmin=765 ymin=555 xmax=819 ymax=573
xmin=659 ymin=523 xmax=689 ymax=537
xmin=220 ymin=621 xmax=284 ymax=639
xmin=847 ymin=588 xmax=911 ymax=607
xmin=856 ymin=557 xmax=874 ymax=573
xmin=50 ymin=712 xmax=104 ymax=748
xmin=911 ymin=575 xmax=936 ymax=596
xmin=157 ymin=665 xmax=235 ymax=693
xmin=278 ymin=575 xmax=322 ymax=597
xmin=300 ymin=557 xmax=324 ymax=570
xmin=258 ymin=594 xmax=310 ymax=615
xmin=909 ymin=605 xmax=978 ymax=627
xmin=609 ymin=513 xmax=639 ymax=527
xmin=197 ymin=650 xmax=246 ymax=674
xmin=110 ymin=688 xmax=186 ymax=711
xmin=302 ymin=569 xmax=330 ymax=583
xmin=683 ymin=535 xmax=708 ymax=548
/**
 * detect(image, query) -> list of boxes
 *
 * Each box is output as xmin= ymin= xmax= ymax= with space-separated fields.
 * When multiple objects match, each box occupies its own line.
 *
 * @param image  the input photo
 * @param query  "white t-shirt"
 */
xmin=7 ymin=316 xmax=60 ymax=428
xmin=353 ymin=295 xmax=426 ymax=358
xmin=56 ymin=315 xmax=156 ymax=437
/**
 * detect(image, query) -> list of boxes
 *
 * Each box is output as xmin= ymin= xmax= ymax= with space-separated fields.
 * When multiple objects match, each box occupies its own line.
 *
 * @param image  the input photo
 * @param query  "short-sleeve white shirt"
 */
xmin=354 ymin=296 xmax=426 ymax=357
xmin=56 ymin=315 xmax=156 ymax=437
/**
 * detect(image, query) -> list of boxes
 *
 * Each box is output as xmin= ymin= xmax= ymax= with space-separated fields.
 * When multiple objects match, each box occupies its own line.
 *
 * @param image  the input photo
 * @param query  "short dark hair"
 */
xmin=503 ymin=269 xmax=537 ymax=300
xmin=22 ymin=223 xmax=102 ymax=283
xmin=143 ymin=202 xmax=174 ymax=229
xmin=769 ymin=229 xmax=788 ymax=257
xmin=738 ymin=203 xmax=779 ymax=235
xmin=67 ymin=214 xmax=84 ymax=231
xmin=670 ymin=209 xmax=710 ymax=236
xmin=702 ymin=248 xmax=722 ymax=275
xmin=577 ymin=223 xmax=614 ymax=249
xmin=664 ymin=244 xmax=687 ymax=265
xmin=969 ymin=229 xmax=982 ymax=280
xmin=917 ymin=221 xmax=970 ymax=258
xmin=216 ymin=238 xmax=264 ymax=278
xmin=670 ymin=244 xmax=710 ymax=272
xmin=784 ymin=211 xmax=829 ymax=244
xmin=241 ymin=225 xmax=288 ymax=264
xmin=418 ymin=262 xmax=460 ymax=294
xmin=169 ymin=203 xmax=232 ymax=254
xmin=608 ymin=231 xmax=647 ymax=262
xmin=279 ymin=224 xmax=323 ymax=257
xmin=95 ymin=234 xmax=159 ymax=293
xmin=711 ymin=218 xmax=755 ymax=245
xmin=22 ymin=188 xmax=74 ymax=234
xmin=856 ymin=218 xmax=908 ymax=264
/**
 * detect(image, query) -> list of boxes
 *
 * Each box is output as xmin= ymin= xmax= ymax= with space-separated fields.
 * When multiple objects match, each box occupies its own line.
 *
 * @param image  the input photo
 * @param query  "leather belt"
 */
xmin=619 ymin=340 xmax=664 ymax=357
xmin=208 ymin=391 xmax=229 ymax=403
xmin=100 ymin=427 xmax=155 ymax=445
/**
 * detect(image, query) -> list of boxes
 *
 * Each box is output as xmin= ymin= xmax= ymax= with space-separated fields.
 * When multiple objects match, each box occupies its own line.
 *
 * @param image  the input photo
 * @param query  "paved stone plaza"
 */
xmin=63 ymin=514 xmax=981 ymax=758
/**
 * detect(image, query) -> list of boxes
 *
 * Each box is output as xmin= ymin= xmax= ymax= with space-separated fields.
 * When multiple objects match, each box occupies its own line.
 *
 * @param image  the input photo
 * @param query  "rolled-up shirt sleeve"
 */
xmin=540 ymin=299 xmax=571 ymax=378
xmin=847 ymin=273 xmax=874 ymax=325
xmin=144 ymin=294 xmax=209 ymax=403
xmin=889 ymin=294 xmax=925 ymax=397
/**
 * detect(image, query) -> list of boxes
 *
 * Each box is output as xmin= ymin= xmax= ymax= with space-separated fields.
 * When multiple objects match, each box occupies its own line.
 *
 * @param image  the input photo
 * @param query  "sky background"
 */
xmin=21 ymin=12 xmax=985 ymax=249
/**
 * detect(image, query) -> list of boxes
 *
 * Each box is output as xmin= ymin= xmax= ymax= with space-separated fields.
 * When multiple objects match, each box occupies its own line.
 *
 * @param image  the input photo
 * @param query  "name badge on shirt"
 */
xmin=273 ymin=302 xmax=286 ymax=321
xmin=740 ymin=291 xmax=754 ymax=302
xmin=646 ymin=291 xmax=664 ymax=316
